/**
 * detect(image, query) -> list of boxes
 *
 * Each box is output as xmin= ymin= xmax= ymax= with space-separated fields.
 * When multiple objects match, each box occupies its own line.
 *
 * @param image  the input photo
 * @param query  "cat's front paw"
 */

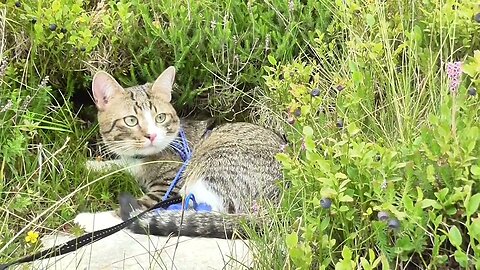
xmin=85 ymin=159 xmax=105 ymax=172
xmin=74 ymin=211 xmax=121 ymax=232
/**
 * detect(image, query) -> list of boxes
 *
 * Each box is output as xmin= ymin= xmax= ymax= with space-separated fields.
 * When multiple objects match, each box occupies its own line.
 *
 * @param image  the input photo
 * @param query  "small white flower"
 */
xmin=381 ymin=180 xmax=387 ymax=190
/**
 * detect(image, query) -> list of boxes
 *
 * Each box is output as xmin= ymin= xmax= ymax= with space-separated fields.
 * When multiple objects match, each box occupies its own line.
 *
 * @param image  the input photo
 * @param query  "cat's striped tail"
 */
xmin=119 ymin=194 xmax=246 ymax=239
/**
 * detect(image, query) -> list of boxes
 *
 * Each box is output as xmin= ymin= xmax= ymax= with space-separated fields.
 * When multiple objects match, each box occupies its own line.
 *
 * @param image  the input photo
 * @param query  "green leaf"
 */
xmin=426 ymin=165 xmax=435 ymax=183
xmin=471 ymin=165 xmax=480 ymax=176
xmin=453 ymin=250 xmax=468 ymax=268
xmin=365 ymin=14 xmax=375 ymax=27
xmin=275 ymin=153 xmax=290 ymax=163
xmin=320 ymin=216 xmax=330 ymax=231
xmin=339 ymin=195 xmax=354 ymax=202
xmin=386 ymin=205 xmax=407 ymax=219
xmin=412 ymin=25 xmax=423 ymax=43
xmin=395 ymin=162 xmax=408 ymax=169
xmin=466 ymin=193 xmax=480 ymax=216
xmin=285 ymin=232 xmax=298 ymax=249
xmin=416 ymin=187 xmax=424 ymax=201
xmin=303 ymin=126 xmax=314 ymax=137
xmin=396 ymin=236 xmax=414 ymax=252
xmin=469 ymin=218 xmax=480 ymax=239
xmin=263 ymin=66 xmax=275 ymax=73
xmin=360 ymin=258 xmax=372 ymax=270
xmin=420 ymin=199 xmax=442 ymax=210
xmin=335 ymin=260 xmax=353 ymax=270
xmin=267 ymin=54 xmax=277 ymax=66
xmin=448 ymin=225 xmax=462 ymax=247
xmin=275 ymin=153 xmax=292 ymax=169
xmin=368 ymin=249 xmax=376 ymax=263
xmin=306 ymin=151 xmax=321 ymax=163
xmin=341 ymin=245 xmax=353 ymax=260
xmin=346 ymin=123 xmax=361 ymax=136
xmin=352 ymin=71 xmax=364 ymax=85
xmin=403 ymin=195 xmax=414 ymax=212
xmin=304 ymin=137 xmax=316 ymax=151
xmin=52 ymin=0 xmax=61 ymax=12
xmin=462 ymin=50 xmax=480 ymax=77
xmin=316 ymin=160 xmax=331 ymax=173
xmin=434 ymin=188 xmax=449 ymax=202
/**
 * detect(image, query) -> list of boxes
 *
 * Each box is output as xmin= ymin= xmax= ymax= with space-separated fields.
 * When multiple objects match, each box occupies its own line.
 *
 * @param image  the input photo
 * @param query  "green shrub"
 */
xmin=258 ymin=56 xmax=479 ymax=269
xmin=2 ymin=0 xmax=331 ymax=115
xmin=252 ymin=0 xmax=480 ymax=268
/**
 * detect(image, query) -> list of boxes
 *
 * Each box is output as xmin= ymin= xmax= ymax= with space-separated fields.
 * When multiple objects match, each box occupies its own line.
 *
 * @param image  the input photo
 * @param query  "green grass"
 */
xmin=1 ymin=0 xmax=480 ymax=269
xmin=0 ymin=94 xmax=141 ymax=259
xmin=245 ymin=0 xmax=480 ymax=269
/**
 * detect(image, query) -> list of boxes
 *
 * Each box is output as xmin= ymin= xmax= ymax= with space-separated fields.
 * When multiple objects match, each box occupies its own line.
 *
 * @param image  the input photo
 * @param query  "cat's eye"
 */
xmin=155 ymin=113 xmax=167 ymax=123
xmin=123 ymin=116 xmax=138 ymax=127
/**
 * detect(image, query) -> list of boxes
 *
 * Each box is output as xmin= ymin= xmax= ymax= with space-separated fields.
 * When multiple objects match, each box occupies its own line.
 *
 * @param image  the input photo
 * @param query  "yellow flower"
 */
xmin=25 ymin=231 xmax=39 ymax=244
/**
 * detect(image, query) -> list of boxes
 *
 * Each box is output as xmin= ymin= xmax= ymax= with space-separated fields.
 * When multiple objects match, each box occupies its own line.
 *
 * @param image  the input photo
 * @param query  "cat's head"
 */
xmin=92 ymin=66 xmax=180 ymax=157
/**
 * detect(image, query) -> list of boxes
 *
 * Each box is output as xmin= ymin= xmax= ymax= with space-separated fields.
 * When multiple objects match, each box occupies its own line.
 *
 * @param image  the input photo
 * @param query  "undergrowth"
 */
xmin=249 ymin=0 xmax=480 ymax=269
xmin=1 ymin=0 xmax=480 ymax=269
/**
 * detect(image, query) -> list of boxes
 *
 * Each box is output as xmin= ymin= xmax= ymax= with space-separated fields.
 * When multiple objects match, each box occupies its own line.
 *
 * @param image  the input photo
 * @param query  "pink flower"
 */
xmin=446 ymin=61 xmax=463 ymax=92
xmin=251 ymin=200 xmax=259 ymax=214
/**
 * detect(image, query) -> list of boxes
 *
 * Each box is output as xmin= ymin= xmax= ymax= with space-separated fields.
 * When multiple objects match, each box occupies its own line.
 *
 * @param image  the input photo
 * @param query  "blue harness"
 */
xmin=157 ymin=128 xmax=212 ymax=213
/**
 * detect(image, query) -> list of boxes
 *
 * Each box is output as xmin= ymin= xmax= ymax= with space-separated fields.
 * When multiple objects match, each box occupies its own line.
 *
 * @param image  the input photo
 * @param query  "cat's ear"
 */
xmin=150 ymin=66 xmax=175 ymax=102
xmin=92 ymin=71 xmax=123 ymax=111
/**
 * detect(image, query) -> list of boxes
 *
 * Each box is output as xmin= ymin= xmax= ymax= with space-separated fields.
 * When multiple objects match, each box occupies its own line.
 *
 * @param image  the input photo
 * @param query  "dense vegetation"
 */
xmin=1 ymin=0 xmax=479 ymax=269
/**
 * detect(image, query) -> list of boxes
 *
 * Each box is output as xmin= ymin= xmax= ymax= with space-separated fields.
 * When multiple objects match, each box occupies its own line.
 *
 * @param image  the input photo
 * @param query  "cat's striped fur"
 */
xmin=89 ymin=66 xmax=284 ymax=238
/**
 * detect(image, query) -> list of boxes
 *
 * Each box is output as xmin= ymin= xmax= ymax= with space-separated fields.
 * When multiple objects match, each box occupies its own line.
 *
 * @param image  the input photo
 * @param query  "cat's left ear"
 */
xmin=92 ymin=71 xmax=123 ymax=111
xmin=151 ymin=66 xmax=176 ymax=102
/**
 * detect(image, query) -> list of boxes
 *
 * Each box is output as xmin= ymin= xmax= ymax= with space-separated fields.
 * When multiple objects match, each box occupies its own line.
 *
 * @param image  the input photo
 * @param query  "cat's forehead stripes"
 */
xmin=125 ymin=85 xmax=156 ymax=112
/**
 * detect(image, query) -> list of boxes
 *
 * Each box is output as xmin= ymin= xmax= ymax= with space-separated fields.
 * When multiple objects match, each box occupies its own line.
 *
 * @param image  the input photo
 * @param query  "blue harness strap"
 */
xmin=162 ymin=128 xmax=191 ymax=201
xmin=160 ymin=128 xmax=211 ymax=212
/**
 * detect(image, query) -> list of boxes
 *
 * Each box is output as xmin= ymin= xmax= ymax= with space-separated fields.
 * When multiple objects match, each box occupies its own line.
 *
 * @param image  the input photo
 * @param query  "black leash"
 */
xmin=0 ymin=195 xmax=183 ymax=270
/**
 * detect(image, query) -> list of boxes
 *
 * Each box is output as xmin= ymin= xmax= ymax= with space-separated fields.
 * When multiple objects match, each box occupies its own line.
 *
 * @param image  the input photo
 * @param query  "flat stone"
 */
xmin=29 ymin=211 xmax=252 ymax=270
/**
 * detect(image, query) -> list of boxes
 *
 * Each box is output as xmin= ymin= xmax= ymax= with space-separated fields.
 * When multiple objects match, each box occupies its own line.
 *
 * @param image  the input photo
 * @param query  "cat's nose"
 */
xmin=146 ymin=133 xmax=157 ymax=142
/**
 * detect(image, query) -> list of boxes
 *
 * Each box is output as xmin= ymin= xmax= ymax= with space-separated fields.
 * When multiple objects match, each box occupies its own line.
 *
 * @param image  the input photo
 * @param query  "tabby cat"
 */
xmin=87 ymin=66 xmax=284 ymax=238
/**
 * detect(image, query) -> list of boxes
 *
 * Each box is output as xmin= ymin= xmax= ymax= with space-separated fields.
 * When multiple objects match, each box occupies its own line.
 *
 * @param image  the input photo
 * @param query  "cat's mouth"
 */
xmin=142 ymin=138 xmax=163 ymax=149
xmin=143 ymin=139 xmax=155 ymax=147
xmin=111 ymin=134 xmax=175 ymax=157
xmin=138 ymin=139 xmax=161 ymax=150
xmin=130 ymin=136 xmax=174 ymax=156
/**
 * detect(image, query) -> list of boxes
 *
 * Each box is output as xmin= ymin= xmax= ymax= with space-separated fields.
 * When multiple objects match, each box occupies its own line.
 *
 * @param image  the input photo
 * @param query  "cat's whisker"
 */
xmin=90 ymin=140 xmax=136 ymax=150
xmin=95 ymin=152 xmax=113 ymax=158
xmin=89 ymin=142 xmax=105 ymax=147
xmin=107 ymin=140 xmax=142 ymax=144
xmin=105 ymin=145 xmax=136 ymax=154
xmin=107 ymin=144 xmax=137 ymax=151
xmin=107 ymin=147 xmax=129 ymax=153
xmin=106 ymin=141 xmax=143 ymax=147
xmin=102 ymin=142 xmax=152 ymax=156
